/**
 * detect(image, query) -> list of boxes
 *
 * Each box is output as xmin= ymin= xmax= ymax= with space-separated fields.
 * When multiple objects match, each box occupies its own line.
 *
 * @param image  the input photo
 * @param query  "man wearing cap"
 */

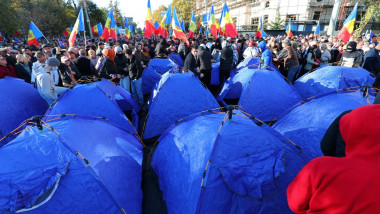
xmin=96 ymin=42 xmax=105 ymax=56
xmin=35 ymin=58 xmax=67 ymax=105
xmin=42 ymin=44 xmax=52 ymax=58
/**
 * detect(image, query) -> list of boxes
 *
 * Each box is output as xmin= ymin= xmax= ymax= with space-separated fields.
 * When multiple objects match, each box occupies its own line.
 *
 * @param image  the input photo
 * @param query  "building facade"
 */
xmin=193 ymin=0 xmax=368 ymax=33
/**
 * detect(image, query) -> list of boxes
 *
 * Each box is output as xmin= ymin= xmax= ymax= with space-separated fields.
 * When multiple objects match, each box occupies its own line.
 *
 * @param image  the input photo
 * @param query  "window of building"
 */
xmin=313 ymin=11 xmax=321 ymax=20
xmin=251 ymin=17 xmax=259 ymax=25
xmin=286 ymin=15 xmax=297 ymax=21
xmin=316 ymin=0 xmax=323 ymax=2
xmin=265 ymin=1 xmax=270 ymax=8
xmin=264 ymin=15 xmax=269 ymax=23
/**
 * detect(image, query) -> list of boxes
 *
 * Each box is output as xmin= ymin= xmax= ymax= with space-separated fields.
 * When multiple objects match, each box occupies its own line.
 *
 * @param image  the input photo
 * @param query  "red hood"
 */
xmin=340 ymin=105 xmax=380 ymax=165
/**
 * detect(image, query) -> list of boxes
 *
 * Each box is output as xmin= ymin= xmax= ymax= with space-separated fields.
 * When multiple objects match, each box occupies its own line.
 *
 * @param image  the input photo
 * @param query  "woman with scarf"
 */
xmin=98 ymin=49 xmax=120 ymax=83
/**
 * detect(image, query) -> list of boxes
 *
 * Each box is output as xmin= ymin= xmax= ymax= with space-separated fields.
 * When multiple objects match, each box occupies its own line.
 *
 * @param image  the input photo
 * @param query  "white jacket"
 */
xmin=31 ymin=60 xmax=59 ymax=85
xmin=35 ymin=67 xmax=57 ymax=105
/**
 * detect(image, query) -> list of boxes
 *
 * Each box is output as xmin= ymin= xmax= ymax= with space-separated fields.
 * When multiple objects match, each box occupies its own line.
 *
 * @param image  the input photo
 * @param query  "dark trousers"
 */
xmin=219 ymin=69 xmax=230 ymax=86
xmin=200 ymin=69 xmax=211 ymax=88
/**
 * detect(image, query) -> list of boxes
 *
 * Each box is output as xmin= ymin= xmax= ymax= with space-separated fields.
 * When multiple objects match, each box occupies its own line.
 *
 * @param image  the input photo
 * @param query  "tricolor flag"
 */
xmin=220 ymin=2 xmax=238 ymax=38
xmin=286 ymin=20 xmax=294 ymax=38
xmin=197 ymin=16 xmax=202 ymax=29
xmin=101 ymin=8 xmax=115 ymax=42
xmin=91 ymin=24 xmax=99 ymax=36
xmin=63 ymin=25 xmax=72 ymax=36
xmin=171 ymin=7 xmax=188 ymax=43
xmin=154 ymin=21 xmax=160 ymax=36
xmin=337 ymin=3 xmax=358 ymax=42
xmin=110 ymin=17 xmax=117 ymax=41
xmin=208 ymin=5 xmax=217 ymax=38
xmin=189 ymin=11 xmax=197 ymax=38
xmin=314 ymin=21 xmax=320 ymax=36
xmin=181 ymin=20 xmax=185 ymax=33
xmin=256 ymin=16 xmax=266 ymax=38
xmin=157 ymin=5 xmax=171 ymax=38
xmin=97 ymin=23 xmax=103 ymax=37
xmin=126 ymin=25 xmax=132 ymax=40
xmin=28 ymin=21 xmax=44 ymax=46
xmin=0 ymin=31 xmax=3 ymax=42
xmin=144 ymin=0 xmax=155 ymax=38
xmin=365 ymin=30 xmax=373 ymax=41
xmin=58 ymin=39 xmax=65 ymax=49
xmin=69 ymin=8 xmax=85 ymax=47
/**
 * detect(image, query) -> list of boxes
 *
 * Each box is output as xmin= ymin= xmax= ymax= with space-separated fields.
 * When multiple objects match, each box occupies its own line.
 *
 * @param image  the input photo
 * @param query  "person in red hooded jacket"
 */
xmin=287 ymin=104 xmax=380 ymax=213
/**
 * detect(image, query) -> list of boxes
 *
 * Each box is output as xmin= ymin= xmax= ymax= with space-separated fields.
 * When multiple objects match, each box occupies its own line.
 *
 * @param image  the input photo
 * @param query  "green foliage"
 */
xmin=268 ymin=12 xmax=285 ymax=30
xmin=152 ymin=5 xmax=168 ymax=23
xmin=363 ymin=0 xmax=380 ymax=21
xmin=172 ymin=0 xmax=192 ymax=23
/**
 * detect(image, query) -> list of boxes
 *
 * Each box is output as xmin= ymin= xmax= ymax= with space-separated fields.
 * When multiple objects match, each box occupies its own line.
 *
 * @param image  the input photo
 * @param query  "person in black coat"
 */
xmin=15 ymin=54 xmax=31 ymax=83
xmin=98 ymin=49 xmax=119 ymax=81
xmin=196 ymin=44 xmax=213 ymax=87
xmin=59 ymin=56 xmax=82 ymax=87
xmin=184 ymin=45 xmax=198 ymax=73
xmin=126 ymin=49 xmax=144 ymax=105
xmin=74 ymin=49 xmax=94 ymax=77
xmin=362 ymin=43 xmax=380 ymax=76
xmin=219 ymin=41 xmax=234 ymax=86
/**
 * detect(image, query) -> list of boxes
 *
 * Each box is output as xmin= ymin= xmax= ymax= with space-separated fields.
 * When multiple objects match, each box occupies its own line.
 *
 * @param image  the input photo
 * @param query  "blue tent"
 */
xmin=0 ymin=77 xmax=48 ymax=145
xmin=168 ymin=52 xmax=184 ymax=67
xmin=273 ymin=90 xmax=375 ymax=159
xmin=210 ymin=62 xmax=241 ymax=86
xmin=142 ymin=58 xmax=177 ymax=94
xmin=294 ymin=66 xmax=375 ymax=99
xmin=151 ymin=108 xmax=307 ymax=213
xmin=235 ymin=57 xmax=260 ymax=71
xmin=143 ymin=71 xmax=219 ymax=140
xmin=45 ymin=80 xmax=138 ymax=134
xmin=236 ymin=69 xmax=302 ymax=121
xmin=0 ymin=115 xmax=143 ymax=213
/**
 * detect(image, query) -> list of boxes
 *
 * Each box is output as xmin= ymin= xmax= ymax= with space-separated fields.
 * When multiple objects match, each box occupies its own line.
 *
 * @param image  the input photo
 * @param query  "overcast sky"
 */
xmin=91 ymin=0 xmax=172 ymax=28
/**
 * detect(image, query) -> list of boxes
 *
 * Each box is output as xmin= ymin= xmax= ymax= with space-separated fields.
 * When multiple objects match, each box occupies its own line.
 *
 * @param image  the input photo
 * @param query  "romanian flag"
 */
xmin=157 ymin=5 xmax=171 ymax=38
xmin=91 ymin=24 xmax=99 ymax=36
xmin=286 ymin=20 xmax=294 ymax=38
xmin=256 ymin=16 xmax=267 ymax=38
xmin=337 ymin=2 xmax=358 ymax=42
xmin=69 ymin=8 xmax=85 ymax=47
xmin=101 ymin=8 xmax=114 ymax=42
xmin=126 ymin=25 xmax=132 ymax=40
xmin=189 ymin=11 xmax=197 ymax=38
xmin=314 ymin=21 xmax=320 ymax=36
xmin=144 ymin=0 xmax=155 ymax=38
xmin=28 ymin=21 xmax=44 ymax=46
xmin=97 ymin=23 xmax=103 ymax=38
xmin=220 ymin=2 xmax=238 ymax=38
xmin=110 ymin=17 xmax=117 ymax=41
xmin=63 ymin=25 xmax=72 ymax=36
xmin=208 ymin=5 xmax=217 ymax=38
xmin=172 ymin=7 xmax=188 ymax=43
xmin=197 ymin=15 xmax=202 ymax=29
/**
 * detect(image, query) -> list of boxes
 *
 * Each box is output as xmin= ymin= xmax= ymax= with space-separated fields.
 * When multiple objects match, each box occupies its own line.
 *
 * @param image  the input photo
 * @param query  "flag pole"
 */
xmin=44 ymin=36 xmax=50 ymax=43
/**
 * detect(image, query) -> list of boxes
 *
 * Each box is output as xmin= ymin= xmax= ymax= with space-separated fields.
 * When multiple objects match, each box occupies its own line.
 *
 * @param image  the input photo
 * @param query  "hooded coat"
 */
xmin=258 ymin=41 xmax=275 ymax=70
xmin=287 ymin=104 xmax=380 ymax=213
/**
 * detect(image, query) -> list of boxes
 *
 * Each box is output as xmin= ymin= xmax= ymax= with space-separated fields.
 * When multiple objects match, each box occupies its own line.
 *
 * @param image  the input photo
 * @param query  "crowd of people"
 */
xmin=0 ymin=32 xmax=379 ymax=106
xmin=1 ymin=30 xmax=380 ymax=213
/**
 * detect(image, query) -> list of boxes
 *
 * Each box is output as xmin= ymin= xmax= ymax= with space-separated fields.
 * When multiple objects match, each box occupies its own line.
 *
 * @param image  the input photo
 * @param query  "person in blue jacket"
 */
xmin=257 ymin=40 xmax=276 ymax=71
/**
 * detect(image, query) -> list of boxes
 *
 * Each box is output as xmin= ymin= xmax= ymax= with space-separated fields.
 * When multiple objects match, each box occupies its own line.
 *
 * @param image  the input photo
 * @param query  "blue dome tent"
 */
xmin=273 ymin=90 xmax=375 ymax=159
xmin=151 ymin=108 xmax=307 ymax=213
xmin=0 ymin=77 xmax=48 ymax=146
xmin=235 ymin=57 xmax=260 ymax=71
xmin=143 ymin=71 xmax=219 ymax=140
xmin=294 ymin=66 xmax=375 ymax=99
xmin=0 ymin=115 xmax=143 ymax=214
xmin=142 ymin=58 xmax=177 ymax=94
xmin=168 ymin=52 xmax=184 ymax=67
xmin=237 ymin=69 xmax=302 ymax=122
xmin=45 ymin=80 xmax=138 ymax=134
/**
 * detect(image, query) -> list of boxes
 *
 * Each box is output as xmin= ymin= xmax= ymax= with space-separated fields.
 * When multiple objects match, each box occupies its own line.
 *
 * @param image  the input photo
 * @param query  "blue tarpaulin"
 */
xmin=142 ymin=58 xmax=177 ymax=94
xmin=0 ymin=77 xmax=48 ymax=146
xmin=143 ymin=71 xmax=219 ymax=140
xmin=168 ymin=53 xmax=184 ymax=67
xmin=0 ymin=116 xmax=143 ymax=213
xmin=151 ymin=109 xmax=307 ymax=213
xmin=273 ymin=91 xmax=374 ymax=159
xmin=294 ymin=66 xmax=375 ymax=99
xmin=45 ymin=80 xmax=138 ymax=134
xmin=236 ymin=69 xmax=302 ymax=121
